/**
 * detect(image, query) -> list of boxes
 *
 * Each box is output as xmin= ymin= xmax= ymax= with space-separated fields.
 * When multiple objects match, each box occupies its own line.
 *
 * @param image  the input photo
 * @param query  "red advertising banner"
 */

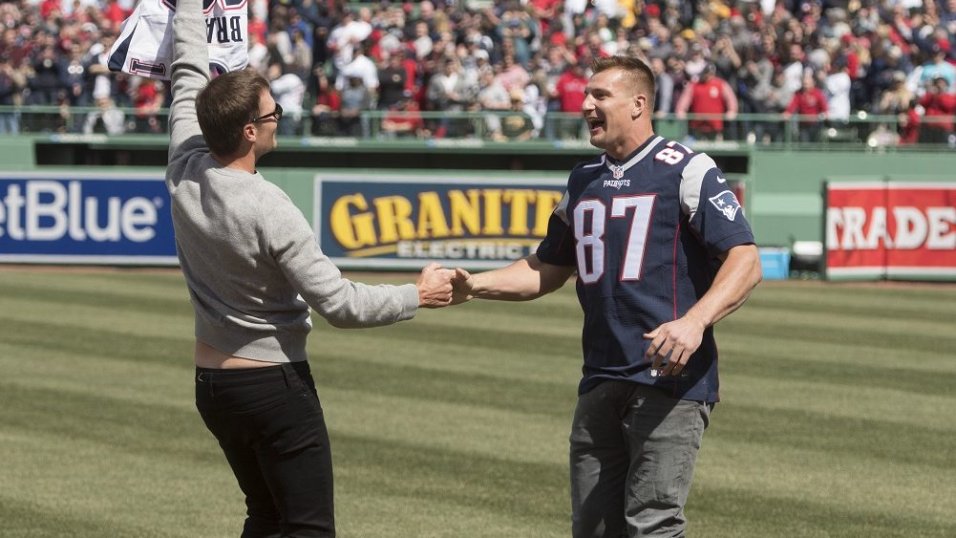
xmin=825 ymin=182 xmax=956 ymax=280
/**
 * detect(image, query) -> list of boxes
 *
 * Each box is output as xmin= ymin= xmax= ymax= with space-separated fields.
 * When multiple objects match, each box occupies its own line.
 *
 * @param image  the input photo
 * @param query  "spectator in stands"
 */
xmin=675 ymin=63 xmax=738 ymax=141
xmin=493 ymin=88 xmax=535 ymax=141
xmin=380 ymin=97 xmax=425 ymax=139
xmin=476 ymin=67 xmax=510 ymax=139
xmin=825 ymin=58 xmax=852 ymax=128
xmin=426 ymin=57 xmax=476 ymax=137
xmin=918 ymin=75 xmax=956 ymax=144
xmin=339 ymin=74 xmax=371 ymax=137
xmin=494 ymin=3 xmax=536 ymax=67
xmin=551 ymin=59 xmax=588 ymax=139
xmin=736 ymin=46 xmax=774 ymax=142
xmin=3 ymin=0 xmax=956 ymax=149
xmin=377 ymin=50 xmax=408 ymax=110
xmin=327 ymin=9 xmax=371 ymax=74
xmin=133 ymin=77 xmax=164 ymax=133
xmin=650 ymin=55 xmax=675 ymax=118
xmin=82 ymin=95 xmax=124 ymax=135
xmin=28 ymin=45 xmax=64 ymax=106
xmin=288 ymin=29 xmax=313 ymax=81
xmin=0 ymin=56 xmax=25 ymax=134
xmin=494 ymin=53 xmax=531 ymax=93
xmin=62 ymin=43 xmax=89 ymax=107
xmin=336 ymin=42 xmax=378 ymax=99
xmin=783 ymin=72 xmax=829 ymax=143
xmin=268 ymin=62 xmax=306 ymax=136
xmin=918 ymin=40 xmax=956 ymax=91
xmin=310 ymin=70 xmax=340 ymax=136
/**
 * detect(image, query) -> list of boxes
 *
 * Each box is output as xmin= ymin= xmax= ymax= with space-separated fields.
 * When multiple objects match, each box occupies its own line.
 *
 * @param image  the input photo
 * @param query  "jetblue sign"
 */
xmin=0 ymin=174 xmax=177 ymax=265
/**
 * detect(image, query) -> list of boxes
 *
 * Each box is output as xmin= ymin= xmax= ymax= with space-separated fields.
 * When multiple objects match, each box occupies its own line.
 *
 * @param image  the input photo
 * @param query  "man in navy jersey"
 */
xmin=452 ymin=55 xmax=762 ymax=537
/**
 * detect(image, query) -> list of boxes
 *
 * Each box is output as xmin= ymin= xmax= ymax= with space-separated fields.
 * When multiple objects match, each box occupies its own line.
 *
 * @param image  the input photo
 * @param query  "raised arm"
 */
xmin=168 ymin=0 xmax=210 ymax=161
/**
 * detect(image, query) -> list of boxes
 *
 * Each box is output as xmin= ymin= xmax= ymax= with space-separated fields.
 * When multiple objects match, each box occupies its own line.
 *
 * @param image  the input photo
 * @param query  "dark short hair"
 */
xmin=195 ymin=68 xmax=270 ymax=156
xmin=591 ymin=55 xmax=657 ymax=111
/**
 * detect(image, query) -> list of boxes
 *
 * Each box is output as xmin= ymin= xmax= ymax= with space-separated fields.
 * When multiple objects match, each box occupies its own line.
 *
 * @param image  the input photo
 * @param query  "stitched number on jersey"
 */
xmin=654 ymin=141 xmax=693 ymax=165
xmin=574 ymin=201 xmax=606 ymax=283
xmin=574 ymin=195 xmax=656 ymax=284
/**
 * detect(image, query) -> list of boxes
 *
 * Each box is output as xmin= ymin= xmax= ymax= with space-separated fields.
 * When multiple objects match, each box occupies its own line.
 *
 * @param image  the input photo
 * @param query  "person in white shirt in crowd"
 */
xmin=335 ymin=41 xmax=378 ymax=96
xmin=825 ymin=58 xmax=852 ymax=127
xmin=267 ymin=62 xmax=307 ymax=136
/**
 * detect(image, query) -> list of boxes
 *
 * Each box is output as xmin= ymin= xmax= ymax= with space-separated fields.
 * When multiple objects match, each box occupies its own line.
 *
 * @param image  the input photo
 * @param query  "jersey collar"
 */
xmin=605 ymin=136 xmax=663 ymax=178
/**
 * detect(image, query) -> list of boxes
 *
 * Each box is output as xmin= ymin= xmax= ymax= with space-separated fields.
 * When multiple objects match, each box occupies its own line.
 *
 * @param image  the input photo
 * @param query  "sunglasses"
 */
xmin=250 ymin=102 xmax=283 ymax=123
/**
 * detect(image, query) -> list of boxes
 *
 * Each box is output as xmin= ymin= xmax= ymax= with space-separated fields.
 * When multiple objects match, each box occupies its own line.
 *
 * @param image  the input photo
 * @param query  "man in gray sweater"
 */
xmin=167 ymin=0 xmax=454 ymax=535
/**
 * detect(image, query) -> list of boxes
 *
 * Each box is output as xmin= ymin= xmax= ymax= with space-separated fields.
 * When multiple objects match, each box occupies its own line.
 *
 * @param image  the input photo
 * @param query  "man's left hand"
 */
xmin=643 ymin=314 xmax=707 ymax=377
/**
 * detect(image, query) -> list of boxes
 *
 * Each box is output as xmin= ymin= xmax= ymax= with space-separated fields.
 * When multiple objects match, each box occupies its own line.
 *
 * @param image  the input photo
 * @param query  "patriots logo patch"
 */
xmin=708 ymin=190 xmax=742 ymax=221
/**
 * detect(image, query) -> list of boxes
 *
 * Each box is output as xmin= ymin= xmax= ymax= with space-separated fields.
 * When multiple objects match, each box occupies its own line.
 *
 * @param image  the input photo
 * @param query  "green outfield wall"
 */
xmin=3 ymin=135 xmax=954 ymax=251
xmin=748 ymin=150 xmax=956 ymax=247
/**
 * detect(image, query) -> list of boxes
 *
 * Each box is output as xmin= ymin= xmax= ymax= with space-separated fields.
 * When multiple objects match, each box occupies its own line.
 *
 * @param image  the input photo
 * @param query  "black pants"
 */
xmin=196 ymin=362 xmax=335 ymax=537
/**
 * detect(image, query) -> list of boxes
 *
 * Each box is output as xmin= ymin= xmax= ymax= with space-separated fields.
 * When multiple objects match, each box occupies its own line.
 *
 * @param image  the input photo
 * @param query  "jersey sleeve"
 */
xmin=535 ymin=190 xmax=577 ymax=266
xmin=679 ymin=153 xmax=755 ymax=256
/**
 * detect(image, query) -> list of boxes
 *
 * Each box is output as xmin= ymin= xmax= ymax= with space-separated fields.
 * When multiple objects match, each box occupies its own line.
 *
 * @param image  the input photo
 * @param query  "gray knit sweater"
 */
xmin=166 ymin=0 xmax=418 ymax=363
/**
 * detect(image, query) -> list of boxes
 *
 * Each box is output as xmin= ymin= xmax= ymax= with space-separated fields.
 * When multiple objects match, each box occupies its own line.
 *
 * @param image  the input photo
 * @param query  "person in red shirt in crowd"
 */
xmin=783 ymin=72 xmax=829 ymax=143
xmin=551 ymin=60 xmax=588 ymax=139
xmin=102 ymin=0 xmax=128 ymax=32
xmin=898 ymin=99 xmax=921 ymax=145
xmin=918 ymin=76 xmax=956 ymax=145
xmin=310 ymin=70 xmax=342 ymax=136
xmin=674 ymin=64 xmax=738 ymax=141
xmin=381 ymin=97 xmax=425 ymax=138
xmin=133 ymin=78 xmax=164 ymax=133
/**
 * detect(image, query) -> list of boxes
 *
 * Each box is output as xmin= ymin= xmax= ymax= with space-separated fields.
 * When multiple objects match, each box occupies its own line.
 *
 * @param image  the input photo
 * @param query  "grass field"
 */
xmin=1 ymin=267 xmax=955 ymax=537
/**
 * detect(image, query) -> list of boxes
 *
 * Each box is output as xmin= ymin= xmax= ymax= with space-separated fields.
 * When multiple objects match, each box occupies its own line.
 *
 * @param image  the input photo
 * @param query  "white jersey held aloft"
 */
xmin=108 ymin=0 xmax=248 ymax=80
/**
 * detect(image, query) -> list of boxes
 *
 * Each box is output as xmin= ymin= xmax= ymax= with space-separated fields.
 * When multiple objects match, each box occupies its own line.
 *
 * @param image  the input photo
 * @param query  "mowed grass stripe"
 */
xmin=722 ymin=375 xmax=956 ymax=432
xmin=753 ymin=280 xmax=956 ymax=310
xmin=0 ymin=278 xmax=189 ymax=314
xmin=719 ymin=335 xmax=956 ymax=374
xmin=0 ymin=497 xmax=153 ymax=538
xmin=0 ymin=269 xmax=187 ymax=300
xmin=0 ymin=295 xmax=191 ymax=339
xmin=319 ymin=353 xmax=578 ymax=418
xmin=697 ymin=437 xmax=956 ymax=525
xmin=719 ymin=316 xmax=952 ymax=355
xmin=0 ymin=382 xmax=215 ymax=464
xmin=720 ymin=306 xmax=956 ymax=349
xmin=0 ymin=425 xmax=241 ymax=538
xmin=707 ymin=403 xmax=955 ymax=468
xmin=722 ymin=347 xmax=955 ymax=398
xmin=308 ymin=326 xmax=582 ymax=385
xmin=331 ymin=315 xmax=583 ymax=359
xmin=333 ymin=492 xmax=565 ymax=538
xmin=324 ymin=386 xmax=570 ymax=465
xmin=688 ymin=483 xmax=956 ymax=538
xmin=0 ymin=317 xmax=192 ymax=364
xmin=333 ymin=433 xmax=567 ymax=525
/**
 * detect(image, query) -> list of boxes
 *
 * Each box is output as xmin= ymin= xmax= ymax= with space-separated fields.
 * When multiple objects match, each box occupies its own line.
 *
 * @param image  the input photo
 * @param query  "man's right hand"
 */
xmin=416 ymin=262 xmax=454 ymax=308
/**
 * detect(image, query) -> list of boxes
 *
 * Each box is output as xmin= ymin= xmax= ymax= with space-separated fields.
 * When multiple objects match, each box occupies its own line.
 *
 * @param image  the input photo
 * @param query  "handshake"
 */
xmin=415 ymin=262 xmax=474 ymax=308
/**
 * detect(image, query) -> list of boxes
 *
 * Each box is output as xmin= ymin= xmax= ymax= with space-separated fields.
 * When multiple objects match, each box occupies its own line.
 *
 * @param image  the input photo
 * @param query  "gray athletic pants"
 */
xmin=570 ymin=380 xmax=712 ymax=538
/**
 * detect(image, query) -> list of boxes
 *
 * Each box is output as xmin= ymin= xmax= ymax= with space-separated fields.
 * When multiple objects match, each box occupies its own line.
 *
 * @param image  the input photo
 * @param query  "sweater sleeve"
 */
xmin=262 ymin=187 xmax=419 ymax=328
xmin=168 ymin=0 xmax=210 ymax=163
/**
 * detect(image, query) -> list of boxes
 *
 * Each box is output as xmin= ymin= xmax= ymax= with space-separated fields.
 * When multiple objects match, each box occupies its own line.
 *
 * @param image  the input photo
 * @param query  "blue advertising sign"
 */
xmin=314 ymin=174 xmax=566 ymax=270
xmin=0 ymin=173 xmax=177 ymax=265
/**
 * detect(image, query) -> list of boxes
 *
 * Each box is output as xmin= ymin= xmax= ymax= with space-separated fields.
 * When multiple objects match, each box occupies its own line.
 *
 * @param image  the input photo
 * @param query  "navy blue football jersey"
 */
xmin=536 ymin=136 xmax=754 ymax=402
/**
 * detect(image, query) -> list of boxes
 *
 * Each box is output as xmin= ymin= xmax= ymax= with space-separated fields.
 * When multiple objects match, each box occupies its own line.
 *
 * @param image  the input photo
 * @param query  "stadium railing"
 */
xmin=0 ymin=105 xmax=950 ymax=150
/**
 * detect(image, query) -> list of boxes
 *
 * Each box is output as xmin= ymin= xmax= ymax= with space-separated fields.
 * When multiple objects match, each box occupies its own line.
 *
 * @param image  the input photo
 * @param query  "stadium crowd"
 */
xmin=0 ymin=0 xmax=954 ymax=145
